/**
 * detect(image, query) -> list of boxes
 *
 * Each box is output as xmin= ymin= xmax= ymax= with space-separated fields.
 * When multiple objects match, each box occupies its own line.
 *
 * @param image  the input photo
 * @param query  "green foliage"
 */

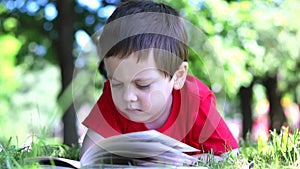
xmin=160 ymin=0 xmax=300 ymax=103
xmin=0 ymin=35 xmax=21 ymax=97
xmin=240 ymin=127 xmax=300 ymax=168
xmin=0 ymin=62 xmax=61 ymax=144
xmin=189 ymin=126 xmax=300 ymax=169
xmin=0 ymin=135 xmax=79 ymax=169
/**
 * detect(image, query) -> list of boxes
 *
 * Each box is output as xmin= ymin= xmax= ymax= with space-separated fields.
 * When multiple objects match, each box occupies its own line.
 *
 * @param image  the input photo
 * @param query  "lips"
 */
xmin=125 ymin=108 xmax=142 ymax=113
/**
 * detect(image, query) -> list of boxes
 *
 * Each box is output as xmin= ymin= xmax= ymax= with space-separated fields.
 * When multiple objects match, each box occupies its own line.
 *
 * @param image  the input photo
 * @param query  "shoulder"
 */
xmin=98 ymin=80 xmax=114 ymax=105
xmin=183 ymin=74 xmax=213 ymax=98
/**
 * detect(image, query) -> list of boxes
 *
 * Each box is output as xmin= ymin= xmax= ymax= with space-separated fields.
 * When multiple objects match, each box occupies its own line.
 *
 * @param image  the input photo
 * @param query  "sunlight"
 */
xmin=97 ymin=5 xmax=116 ymax=18
xmin=44 ymin=3 xmax=57 ymax=21
xmin=75 ymin=30 xmax=91 ymax=52
xmin=26 ymin=0 xmax=39 ymax=14
xmin=76 ymin=0 xmax=102 ymax=12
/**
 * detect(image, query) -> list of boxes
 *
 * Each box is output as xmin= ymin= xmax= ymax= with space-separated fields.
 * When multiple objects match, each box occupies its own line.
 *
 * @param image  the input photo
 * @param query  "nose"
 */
xmin=123 ymin=86 xmax=138 ymax=102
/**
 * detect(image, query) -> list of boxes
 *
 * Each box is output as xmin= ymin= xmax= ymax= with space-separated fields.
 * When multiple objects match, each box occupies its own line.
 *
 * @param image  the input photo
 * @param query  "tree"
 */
xmin=56 ymin=0 xmax=77 ymax=146
xmin=0 ymin=0 xmax=119 ymax=144
xmin=239 ymin=83 xmax=254 ymax=139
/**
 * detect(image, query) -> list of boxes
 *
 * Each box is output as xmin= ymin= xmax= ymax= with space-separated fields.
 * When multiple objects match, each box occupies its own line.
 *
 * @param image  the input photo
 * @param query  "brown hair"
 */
xmin=97 ymin=0 xmax=188 ymax=76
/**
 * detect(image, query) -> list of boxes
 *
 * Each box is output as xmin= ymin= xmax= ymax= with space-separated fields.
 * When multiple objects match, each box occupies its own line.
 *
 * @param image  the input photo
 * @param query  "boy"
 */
xmin=81 ymin=0 xmax=238 ymax=162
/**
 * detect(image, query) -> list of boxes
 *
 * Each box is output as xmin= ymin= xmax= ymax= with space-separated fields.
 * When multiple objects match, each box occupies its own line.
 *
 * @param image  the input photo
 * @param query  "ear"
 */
xmin=172 ymin=62 xmax=188 ymax=90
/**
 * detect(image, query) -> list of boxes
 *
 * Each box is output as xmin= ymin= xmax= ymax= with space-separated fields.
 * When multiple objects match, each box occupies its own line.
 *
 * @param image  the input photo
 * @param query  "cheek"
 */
xmin=111 ymin=89 xmax=123 ymax=107
xmin=143 ymin=90 xmax=168 ymax=112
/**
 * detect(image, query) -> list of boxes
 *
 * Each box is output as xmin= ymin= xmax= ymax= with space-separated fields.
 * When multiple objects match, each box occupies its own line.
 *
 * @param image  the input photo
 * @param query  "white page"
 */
xmin=93 ymin=130 xmax=199 ymax=152
xmin=81 ymin=130 xmax=200 ymax=167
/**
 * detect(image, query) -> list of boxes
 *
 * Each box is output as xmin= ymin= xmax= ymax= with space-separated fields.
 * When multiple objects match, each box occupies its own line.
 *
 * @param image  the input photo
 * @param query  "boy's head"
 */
xmin=98 ymin=0 xmax=188 ymax=77
xmin=97 ymin=0 xmax=189 ymax=126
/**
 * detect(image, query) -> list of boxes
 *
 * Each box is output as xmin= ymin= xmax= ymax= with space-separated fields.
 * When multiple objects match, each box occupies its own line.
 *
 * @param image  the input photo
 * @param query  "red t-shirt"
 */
xmin=83 ymin=75 xmax=238 ymax=155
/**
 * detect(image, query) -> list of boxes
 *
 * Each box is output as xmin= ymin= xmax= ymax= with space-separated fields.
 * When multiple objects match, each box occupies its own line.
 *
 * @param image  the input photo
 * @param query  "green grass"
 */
xmin=1 ymin=127 xmax=299 ymax=168
xmin=238 ymin=127 xmax=300 ymax=169
xmin=0 ymin=135 xmax=80 ymax=169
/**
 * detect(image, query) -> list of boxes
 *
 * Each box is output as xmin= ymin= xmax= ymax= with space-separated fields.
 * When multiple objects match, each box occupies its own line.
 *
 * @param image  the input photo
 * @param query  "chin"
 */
xmin=128 ymin=117 xmax=150 ymax=123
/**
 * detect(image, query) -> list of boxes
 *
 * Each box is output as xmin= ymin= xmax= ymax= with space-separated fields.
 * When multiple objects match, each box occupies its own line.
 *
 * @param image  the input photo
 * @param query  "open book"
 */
xmin=28 ymin=130 xmax=207 ymax=168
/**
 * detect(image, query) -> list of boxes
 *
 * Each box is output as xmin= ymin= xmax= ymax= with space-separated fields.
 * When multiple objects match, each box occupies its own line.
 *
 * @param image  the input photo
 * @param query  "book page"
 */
xmin=81 ymin=130 xmax=200 ymax=167
xmin=85 ymin=141 xmax=197 ymax=158
xmin=92 ymin=130 xmax=199 ymax=152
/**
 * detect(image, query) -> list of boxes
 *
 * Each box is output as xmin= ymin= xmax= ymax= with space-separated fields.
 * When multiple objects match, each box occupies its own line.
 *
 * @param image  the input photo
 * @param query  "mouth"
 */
xmin=125 ymin=108 xmax=142 ymax=113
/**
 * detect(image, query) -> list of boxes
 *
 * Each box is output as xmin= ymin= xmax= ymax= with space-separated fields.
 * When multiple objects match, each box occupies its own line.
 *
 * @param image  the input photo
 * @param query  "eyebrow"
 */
xmin=107 ymin=75 xmax=154 ymax=82
xmin=134 ymin=78 xmax=153 ymax=82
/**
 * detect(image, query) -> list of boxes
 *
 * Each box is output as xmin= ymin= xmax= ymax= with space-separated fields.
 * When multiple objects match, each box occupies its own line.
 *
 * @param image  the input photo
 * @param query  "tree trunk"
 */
xmin=56 ymin=0 xmax=78 ymax=146
xmin=239 ymin=84 xmax=253 ymax=139
xmin=263 ymin=76 xmax=287 ymax=132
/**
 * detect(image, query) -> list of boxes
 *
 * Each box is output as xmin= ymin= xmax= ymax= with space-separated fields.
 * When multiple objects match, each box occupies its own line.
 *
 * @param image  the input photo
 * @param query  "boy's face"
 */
xmin=104 ymin=51 xmax=175 ymax=126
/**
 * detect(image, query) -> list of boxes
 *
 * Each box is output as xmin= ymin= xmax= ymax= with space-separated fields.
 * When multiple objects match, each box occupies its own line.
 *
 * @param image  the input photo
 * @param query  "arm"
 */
xmin=80 ymin=128 xmax=104 ymax=159
xmin=195 ymin=88 xmax=239 ymax=159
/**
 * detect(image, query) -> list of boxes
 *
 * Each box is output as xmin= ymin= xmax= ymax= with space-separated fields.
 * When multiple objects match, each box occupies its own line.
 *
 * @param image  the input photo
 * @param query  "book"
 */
xmin=27 ymin=130 xmax=207 ymax=168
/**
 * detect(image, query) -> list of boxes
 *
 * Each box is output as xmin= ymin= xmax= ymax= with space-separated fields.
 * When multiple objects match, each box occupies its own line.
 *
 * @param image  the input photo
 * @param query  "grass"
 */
xmin=0 ymin=135 xmax=80 ymax=169
xmin=0 ymin=127 xmax=299 ymax=169
xmin=238 ymin=127 xmax=300 ymax=169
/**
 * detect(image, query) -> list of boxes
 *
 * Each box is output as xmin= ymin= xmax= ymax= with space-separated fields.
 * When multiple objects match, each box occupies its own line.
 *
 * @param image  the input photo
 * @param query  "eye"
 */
xmin=111 ymin=83 xmax=123 ymax=88
xmin=136 ymin=83 xmax=150 ymax=89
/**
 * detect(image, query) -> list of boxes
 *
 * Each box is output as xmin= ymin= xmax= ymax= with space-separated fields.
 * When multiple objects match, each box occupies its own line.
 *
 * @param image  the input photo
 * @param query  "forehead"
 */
xmin=104 ymin=50 xmax=159 ymax=80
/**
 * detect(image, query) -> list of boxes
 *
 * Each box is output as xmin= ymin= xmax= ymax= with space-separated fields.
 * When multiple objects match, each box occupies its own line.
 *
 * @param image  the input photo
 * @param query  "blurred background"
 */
xmin=0 ymin=0 xmax=299 ymax=147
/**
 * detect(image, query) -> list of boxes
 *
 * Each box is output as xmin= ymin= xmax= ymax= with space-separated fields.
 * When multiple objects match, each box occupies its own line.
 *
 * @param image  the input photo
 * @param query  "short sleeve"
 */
xmin=195 ymin=92 xmax=239 ymax=154
xmin=82 ymin=81 xmax=122 ymax=138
